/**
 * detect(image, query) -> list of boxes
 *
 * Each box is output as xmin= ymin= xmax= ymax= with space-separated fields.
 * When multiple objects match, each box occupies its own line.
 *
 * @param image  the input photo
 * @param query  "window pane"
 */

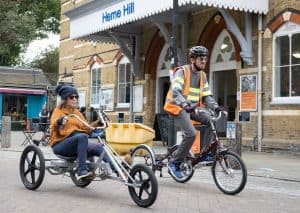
xmin=92 ymin=68 xmax=101 ymax=86
xmin=292 ymin=65 xmax=300 ymax=96
xmin=275 ymin=66 xmax=289 ymax=97
xmin=292 ymin=33 xmax=300 ymax=64
xmin=118 ymin=84 xmax=125 ymax=103
xmin=275 ymin=35 xmax=290 ymax=66
xmin=125 ymin=83 xmax=130 ymax=103
xmin=126 ymin=63 xmax=131 ymax=82
xmin=119 ymin=64 xmax=125 ymax=83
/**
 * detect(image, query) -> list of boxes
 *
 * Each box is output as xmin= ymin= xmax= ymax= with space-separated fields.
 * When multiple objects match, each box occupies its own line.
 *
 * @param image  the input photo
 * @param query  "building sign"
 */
xmin=133 ymin=85 xmax=143 ymax=112
xmin=226 ymin=122 xmax=236 ymax=139
xmin=240 ymin=75 xmax=257 ymax=111
xmin=100 ymin=87 xmax=114 ymax=111
xmin=102 ymin=2 xmax=134 ymax=23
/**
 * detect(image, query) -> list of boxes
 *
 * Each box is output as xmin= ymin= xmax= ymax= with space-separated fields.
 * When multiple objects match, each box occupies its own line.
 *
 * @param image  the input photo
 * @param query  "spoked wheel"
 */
xmin=128 ymin=164 xmax=158 ymax=208
xmin=168 ymin=146 xmax=194 ymax=183
xmin=212 ymin=150 xmax=247 ymax=195
xmin=131 ymin=145 xmax=156 ymax=172
xmin=19 ymin=145 xmax=45 ymax=190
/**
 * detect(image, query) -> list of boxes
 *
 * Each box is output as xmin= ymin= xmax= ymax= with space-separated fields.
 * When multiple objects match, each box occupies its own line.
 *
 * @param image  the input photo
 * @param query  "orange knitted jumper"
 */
xmin=50 ymin=106 xmax=91 ymax=147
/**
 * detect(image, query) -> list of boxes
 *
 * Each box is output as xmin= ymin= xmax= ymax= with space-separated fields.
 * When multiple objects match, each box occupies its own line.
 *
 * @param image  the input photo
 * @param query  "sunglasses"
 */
xmin=69 ymin=95 xmax=79 ymax=100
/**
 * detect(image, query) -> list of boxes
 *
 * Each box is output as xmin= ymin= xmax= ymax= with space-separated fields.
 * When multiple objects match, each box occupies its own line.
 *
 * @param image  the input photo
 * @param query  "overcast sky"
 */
xmin=21 ymin=33 xmax=60 ymax=63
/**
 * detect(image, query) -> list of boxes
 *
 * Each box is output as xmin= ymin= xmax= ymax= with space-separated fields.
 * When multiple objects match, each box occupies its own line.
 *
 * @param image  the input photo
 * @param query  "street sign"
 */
xmin=226 ymin=122 xmax=236 ymax=139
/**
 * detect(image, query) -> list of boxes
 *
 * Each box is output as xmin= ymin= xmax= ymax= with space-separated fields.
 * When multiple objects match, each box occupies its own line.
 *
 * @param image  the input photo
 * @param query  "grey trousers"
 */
xmin=173 ymin=110 xmax=212 ymax=162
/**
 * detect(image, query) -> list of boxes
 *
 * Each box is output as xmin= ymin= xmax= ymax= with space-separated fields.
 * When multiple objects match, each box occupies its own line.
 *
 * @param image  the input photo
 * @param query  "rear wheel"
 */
xmin=70 ymin=157 xmax=95 ymax=188
xmin=69 ymin=169 xmax=93 ymax=188
xmin=128 ymin=164 xmax=158 ymax=208
xmin=212 ymin=150 xmax=247 ymax=195
xmin=19 ymin=145 xmax=45 ymax=190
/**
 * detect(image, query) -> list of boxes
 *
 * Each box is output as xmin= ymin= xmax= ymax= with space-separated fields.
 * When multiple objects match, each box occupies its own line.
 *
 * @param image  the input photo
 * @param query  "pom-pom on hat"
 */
xmin=55 ymin=85 xmax=78 ymax=100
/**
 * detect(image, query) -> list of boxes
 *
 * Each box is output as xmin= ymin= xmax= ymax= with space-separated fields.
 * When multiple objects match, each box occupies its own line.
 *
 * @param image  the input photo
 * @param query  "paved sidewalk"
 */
xmin=1 ymin=131 xmax=300 ymax=182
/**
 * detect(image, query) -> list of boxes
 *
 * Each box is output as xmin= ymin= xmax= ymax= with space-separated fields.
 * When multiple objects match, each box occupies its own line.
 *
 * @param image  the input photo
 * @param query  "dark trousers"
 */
xmin=52 ymin=133 xmax=107 ymax=173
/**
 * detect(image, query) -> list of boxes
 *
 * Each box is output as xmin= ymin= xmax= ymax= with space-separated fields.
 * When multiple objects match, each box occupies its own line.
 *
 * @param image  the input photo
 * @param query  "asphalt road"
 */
xmin=0 ymin=150 xmax=299 ymax=213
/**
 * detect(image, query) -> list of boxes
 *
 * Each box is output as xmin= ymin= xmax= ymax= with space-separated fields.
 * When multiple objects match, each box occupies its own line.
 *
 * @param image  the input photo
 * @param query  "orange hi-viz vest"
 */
xmin=164 ymin=65 xmax=205 ymax=116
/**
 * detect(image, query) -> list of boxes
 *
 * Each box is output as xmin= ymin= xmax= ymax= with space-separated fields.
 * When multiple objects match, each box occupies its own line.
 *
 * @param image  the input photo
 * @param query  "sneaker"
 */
xmin=167 ymin=161 xmax=184 ymax=179
xmin=78 ymin=170 xmax=93 ymax=180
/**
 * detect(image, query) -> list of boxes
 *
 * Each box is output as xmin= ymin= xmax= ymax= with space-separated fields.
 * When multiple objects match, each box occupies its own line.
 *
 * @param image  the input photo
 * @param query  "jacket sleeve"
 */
xmin=50 ymin=108 xmax=64 ymax=129
xmin=171 ymin=68 xmax=188 ymax=107
xmin=202 ymin=95 xmax=219 ymax=110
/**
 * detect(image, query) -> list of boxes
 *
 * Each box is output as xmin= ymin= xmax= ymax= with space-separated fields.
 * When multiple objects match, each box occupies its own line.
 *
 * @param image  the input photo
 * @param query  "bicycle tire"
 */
xmin=211 ymin=150 xmax=247 ymax=195
xmin=131 ymin=145 xmax=156 ymax=172
xmin=128 ymin=164 xmax=158 ymax=208
xmin=19 ymin=145 xmax=45 ymax=190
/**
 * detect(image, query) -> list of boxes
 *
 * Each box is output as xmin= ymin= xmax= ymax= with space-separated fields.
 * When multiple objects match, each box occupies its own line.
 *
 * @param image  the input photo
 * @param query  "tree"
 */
xmin=29 ymin=46 xmax=59 ymax=85
xmin=0 ymin=0 xmax=60 ymax=66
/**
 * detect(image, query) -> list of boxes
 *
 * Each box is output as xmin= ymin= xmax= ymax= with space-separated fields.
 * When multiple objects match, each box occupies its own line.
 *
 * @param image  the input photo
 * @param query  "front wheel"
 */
xmin=131 ymin=145 xmax=156 ymax=172
xmin=128 ymin=164 xmax=158 ymax=208
xmin=212 ymin=150 xmax=247 ymax=195
xmin=19 ymin=145 xmax=45 ymax=190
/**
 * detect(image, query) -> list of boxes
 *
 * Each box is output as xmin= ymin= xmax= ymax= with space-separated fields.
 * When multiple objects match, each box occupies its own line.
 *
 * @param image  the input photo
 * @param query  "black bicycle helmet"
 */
xmin=189 ymin=46 xmax=208 ymax=58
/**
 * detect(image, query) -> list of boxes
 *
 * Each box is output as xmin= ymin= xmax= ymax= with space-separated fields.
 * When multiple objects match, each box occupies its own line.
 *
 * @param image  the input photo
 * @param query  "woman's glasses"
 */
xmin=69 ymin=95 xmax=79 ymax=100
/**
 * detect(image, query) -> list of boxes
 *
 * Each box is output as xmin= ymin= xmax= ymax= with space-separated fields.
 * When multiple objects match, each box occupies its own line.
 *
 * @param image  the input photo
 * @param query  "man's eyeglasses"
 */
xmin=69 ymin=95 xmax=79 ymax=100
xmin=198 ymin=56 xmax=208 ymax=62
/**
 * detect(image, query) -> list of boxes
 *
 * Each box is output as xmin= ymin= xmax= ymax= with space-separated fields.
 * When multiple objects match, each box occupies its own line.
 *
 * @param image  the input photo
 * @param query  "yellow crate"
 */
xmin=106 ymin=123 xmax=155 ymax=155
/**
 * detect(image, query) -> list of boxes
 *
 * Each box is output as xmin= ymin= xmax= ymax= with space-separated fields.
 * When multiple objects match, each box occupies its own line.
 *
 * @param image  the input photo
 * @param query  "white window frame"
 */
xmin=90 ymin=62 xmax=102 ymax=108
xmin=272 ymin=21 xmax=300 ymax=104
xmin=117 ymin=56 xmax=131 ymax=108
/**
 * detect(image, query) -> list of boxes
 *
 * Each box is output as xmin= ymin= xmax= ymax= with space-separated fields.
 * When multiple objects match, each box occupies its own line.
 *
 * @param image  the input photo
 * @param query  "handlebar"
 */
xmin=63 ymin=110 xmax=109 ymax=131
xmin=194 ymin=107 xmax=223 ymax=122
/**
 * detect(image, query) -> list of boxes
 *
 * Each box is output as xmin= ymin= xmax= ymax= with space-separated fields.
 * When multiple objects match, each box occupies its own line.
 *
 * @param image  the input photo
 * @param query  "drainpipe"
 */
xmin=168 ymin=0 xmax=178 ymax=147
xmin=257 ymin=14 xmax=263 ymax=152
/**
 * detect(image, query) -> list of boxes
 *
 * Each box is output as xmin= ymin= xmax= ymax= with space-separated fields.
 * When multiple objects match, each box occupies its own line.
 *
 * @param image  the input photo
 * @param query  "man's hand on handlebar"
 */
xmin=215 ymin=106 xmax=228 ymax=117
xmin=182 ymin=102 xmax=196 ymax=113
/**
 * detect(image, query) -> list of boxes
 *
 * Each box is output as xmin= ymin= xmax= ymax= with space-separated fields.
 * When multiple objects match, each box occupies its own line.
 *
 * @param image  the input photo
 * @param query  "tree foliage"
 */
xmin=0 ymin=0 xmax=60 ymax=66
xmin=30 ymin=46 xmax=59 ymax=85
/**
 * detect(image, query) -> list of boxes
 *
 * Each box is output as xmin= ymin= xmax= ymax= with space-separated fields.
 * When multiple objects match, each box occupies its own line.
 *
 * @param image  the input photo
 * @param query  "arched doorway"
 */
xmin=210 ymin=29 xmax=237 ymax=121
xmin=155 ymin=44 xmax=172 ymax=113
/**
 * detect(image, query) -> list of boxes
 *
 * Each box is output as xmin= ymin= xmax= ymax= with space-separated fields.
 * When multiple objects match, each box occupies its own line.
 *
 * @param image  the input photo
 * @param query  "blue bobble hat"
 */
xmin=55 ymin=85 xmax=78 ymax=100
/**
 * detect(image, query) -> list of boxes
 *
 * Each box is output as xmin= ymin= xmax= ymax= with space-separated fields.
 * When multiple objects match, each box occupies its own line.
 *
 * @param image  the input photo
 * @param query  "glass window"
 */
xmin=118 ymin=58 xmax=131 ymax=105
xmin=91 ymin=66 xmax=101 ymax=106
xmin=274 ymin=30 xmax=300 ymax=99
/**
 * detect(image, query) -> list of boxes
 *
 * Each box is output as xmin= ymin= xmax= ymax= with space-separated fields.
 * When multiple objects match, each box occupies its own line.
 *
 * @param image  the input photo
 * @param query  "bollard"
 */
xmin=236 ymin=123 xmax=242 ymax=156
xmin=1 ymin=116 xmax=11 ymax=148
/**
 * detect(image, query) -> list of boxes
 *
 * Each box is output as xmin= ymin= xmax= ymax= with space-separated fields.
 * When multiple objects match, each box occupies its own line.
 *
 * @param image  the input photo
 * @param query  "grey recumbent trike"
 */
xmin=19 ymin=109 xmax=158 ymax=208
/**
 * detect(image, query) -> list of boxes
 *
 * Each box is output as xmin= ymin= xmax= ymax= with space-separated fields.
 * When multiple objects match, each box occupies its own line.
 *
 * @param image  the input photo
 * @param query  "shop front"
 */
xmin=0 ymin=67 xmax=49 ymax=130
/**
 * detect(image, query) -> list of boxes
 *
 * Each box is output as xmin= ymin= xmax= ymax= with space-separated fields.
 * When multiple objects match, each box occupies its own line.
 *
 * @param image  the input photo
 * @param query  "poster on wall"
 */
xmin=240 ymin=75 xmax=257 ymax=111
xmin=78 ymin=90 xmax=86 ymax=108
xmin=133 ymin=85 xmax=143 ymax=113
xmin=100 ymin=87 xmax=114 ymax=111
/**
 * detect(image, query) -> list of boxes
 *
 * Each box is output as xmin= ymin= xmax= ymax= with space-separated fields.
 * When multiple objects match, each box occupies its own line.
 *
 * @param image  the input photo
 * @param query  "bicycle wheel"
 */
xmin=211 ymin=150 xmax=247 ymax=195
xmin=19 ymin=145 xmax=45 ymax=190
xmin=69 ymin=157 xmax=95 ymax=188
xmin=131 ymin=145 xmax=156 ymax=172
xmin=128 ymin=164 xmax=158 ymax=208
xmin=69 ymin=169 xmax=93 ymax=188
